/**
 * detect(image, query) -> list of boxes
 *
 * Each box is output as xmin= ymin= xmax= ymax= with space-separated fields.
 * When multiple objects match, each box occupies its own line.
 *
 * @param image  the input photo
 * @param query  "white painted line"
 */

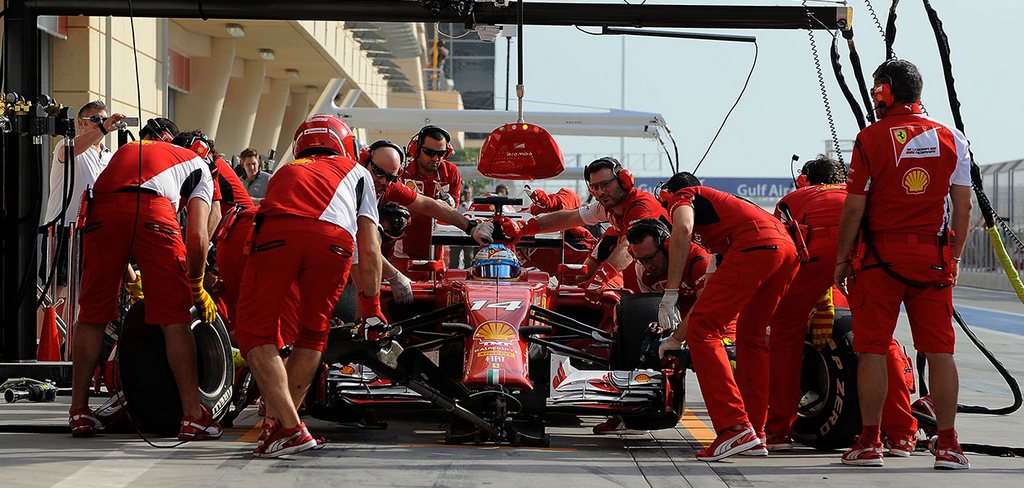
xmin=52 ymin=447 xmax=173 ymax=488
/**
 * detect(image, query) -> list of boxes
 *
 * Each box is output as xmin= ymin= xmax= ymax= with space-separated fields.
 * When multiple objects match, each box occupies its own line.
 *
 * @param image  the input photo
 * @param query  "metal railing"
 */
xmin=960 ymin=225 xmax=1024 ymax=273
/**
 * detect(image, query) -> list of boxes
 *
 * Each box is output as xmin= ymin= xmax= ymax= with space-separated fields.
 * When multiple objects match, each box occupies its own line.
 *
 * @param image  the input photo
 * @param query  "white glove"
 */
xmin=658 ymin=289 xmax=681 ymax=331
xmin=471 ymin=220 xmax=494 ymax=245
xmin=386 ymin=271 xmax=414 ymax=305
xmin=658 ymin=335 xmax=684 ymax=359
xmin=437 ymin=192 xmax=456 ymax=208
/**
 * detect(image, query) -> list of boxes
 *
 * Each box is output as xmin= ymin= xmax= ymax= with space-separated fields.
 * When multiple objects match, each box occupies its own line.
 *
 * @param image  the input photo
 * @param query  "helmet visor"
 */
xmin=473 ymin=264 xmax=520 ymax=280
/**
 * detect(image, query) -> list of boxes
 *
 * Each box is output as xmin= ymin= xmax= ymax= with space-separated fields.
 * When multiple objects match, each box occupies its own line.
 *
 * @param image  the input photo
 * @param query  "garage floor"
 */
xmin=1 ymin=287 xmax=1022 ymax=487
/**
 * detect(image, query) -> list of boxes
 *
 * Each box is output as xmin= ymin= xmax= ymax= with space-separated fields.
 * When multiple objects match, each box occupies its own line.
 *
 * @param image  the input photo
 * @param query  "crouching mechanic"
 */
xmin=71 ymin=130 xmax=221 ymax=440
xmin=657 ymin=171 xmax=799 ymax=461
xmin=835 ymin=59 xmax=972 ymax=469
xmin=361 ymin=139 xmax=493 ymax=302
xmin=592 ymin=218 xmax=716 ymax=434
xmin=765 ymin=156 xmax=917 ymax=454
xmin=234 ymin=114 xmax=386 ymax=458
xmin=503 ymin=157 xmax=667 ymax=302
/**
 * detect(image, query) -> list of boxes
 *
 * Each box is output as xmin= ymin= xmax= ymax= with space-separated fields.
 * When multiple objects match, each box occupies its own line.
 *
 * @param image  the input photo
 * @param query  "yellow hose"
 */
xmin=986 ymin=225 xmax=1024 ymax=303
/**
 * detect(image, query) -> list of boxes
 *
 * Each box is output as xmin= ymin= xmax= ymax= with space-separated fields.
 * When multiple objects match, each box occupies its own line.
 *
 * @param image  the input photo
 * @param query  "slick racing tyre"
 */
xmin=612 ymin=292 xmax=662 ymax=371
xmin=791 ymin=308 xmax=861 ymax=450
xmin=117 ymin=301 xmax=234 ymax=436
xmin=615 ymin=292 xmax=686 ymax=431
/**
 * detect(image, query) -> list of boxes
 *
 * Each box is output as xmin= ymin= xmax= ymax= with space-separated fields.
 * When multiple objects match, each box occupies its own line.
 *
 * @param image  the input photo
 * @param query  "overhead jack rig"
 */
xmin=1 ymin=1 xmax=848 ymax=373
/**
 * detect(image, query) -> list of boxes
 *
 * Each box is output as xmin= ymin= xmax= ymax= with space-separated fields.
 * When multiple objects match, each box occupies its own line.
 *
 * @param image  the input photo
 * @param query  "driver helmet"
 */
xmin=470 ymin=244 xmax=522 ymax=280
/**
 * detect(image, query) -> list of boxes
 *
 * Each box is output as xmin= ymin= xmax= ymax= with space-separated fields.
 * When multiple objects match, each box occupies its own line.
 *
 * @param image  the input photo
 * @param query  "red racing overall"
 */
xmin=667 ymin=186 xmax=799 ymax=438
xmin=234 ymin=154 xmax=378 ymax=356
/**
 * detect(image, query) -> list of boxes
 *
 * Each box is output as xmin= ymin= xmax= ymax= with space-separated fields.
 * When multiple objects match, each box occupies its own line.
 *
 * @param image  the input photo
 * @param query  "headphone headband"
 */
xmin=365 ymin=139 xmax=406 ymax=164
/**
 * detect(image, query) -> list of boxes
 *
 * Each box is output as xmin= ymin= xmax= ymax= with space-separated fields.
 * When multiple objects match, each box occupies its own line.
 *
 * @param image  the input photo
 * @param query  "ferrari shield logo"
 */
xmin=894 ymin=129 xmax=908 ymax=145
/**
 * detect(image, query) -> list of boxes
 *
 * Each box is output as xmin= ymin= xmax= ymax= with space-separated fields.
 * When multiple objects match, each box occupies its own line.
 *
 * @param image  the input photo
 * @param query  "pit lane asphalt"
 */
xmin=1 ymin=287 xmax=1022 ymax=487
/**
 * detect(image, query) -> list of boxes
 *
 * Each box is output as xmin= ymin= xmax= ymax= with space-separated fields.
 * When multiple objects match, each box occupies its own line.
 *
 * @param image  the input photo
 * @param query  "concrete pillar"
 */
xmin=174 ymin=37 xmax=234 ymax=137
xmin=248 ymin=77 xmax=290 ymax=158
xmin=274 ymin=87 xmax=317 ymax=168
xmin=216 ymin=59 xmax=265 ymax=157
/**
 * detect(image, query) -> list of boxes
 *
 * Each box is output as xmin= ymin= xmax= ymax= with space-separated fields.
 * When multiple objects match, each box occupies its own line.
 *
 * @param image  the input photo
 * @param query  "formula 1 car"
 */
xmin=306 ymin=196 xmax=688 ymax=445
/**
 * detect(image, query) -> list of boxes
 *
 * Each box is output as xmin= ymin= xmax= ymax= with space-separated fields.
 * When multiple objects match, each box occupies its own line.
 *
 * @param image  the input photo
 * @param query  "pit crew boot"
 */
xmin=254 ymin=422 xmax=317 ymax=458
xmin=932 ymin=437 xmax=970 ymax=470
xmin=884 ymin=434 xmax=917 ymax=457
xmin=179 ymin=405 xmax=223 ymax=441
xmin=841 ymin=435 xmax=884 ymax=466
xmin=766 ymin=434 xmax=793 ymax=452
xmin=69 ymin=407 xmax=104 ymax=437
xmin=739 ymin=436 xmax=768 ymax=456
xmin=695 ymin=424 xmax=761 ymax=461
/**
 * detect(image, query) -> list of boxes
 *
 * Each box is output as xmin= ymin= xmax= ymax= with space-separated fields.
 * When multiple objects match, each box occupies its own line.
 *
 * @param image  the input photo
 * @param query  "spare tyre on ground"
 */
xmin=116 ymin=300 xmax=234 ymax=436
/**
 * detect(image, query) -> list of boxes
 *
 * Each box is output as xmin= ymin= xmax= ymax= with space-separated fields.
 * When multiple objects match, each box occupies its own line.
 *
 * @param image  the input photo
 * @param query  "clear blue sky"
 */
xmin=492 ymin=0 xmax=1023 ymax=177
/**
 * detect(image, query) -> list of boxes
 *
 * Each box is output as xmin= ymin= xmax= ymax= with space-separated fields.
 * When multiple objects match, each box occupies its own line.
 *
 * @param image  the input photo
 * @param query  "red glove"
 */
xmin=357 ymin=293 xmax=390 ymax=341
xmin=497 ymin=216 xmax=540 ymax=244
xmin=581 ymin=261 xmax=620 ymax=303
xmin=530 ymin=189 xmax=553 ymax=209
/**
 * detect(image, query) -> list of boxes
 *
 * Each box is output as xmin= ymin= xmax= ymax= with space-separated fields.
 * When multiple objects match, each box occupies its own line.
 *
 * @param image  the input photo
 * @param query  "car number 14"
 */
xmin=469 ymin=300 xmax=523 ymax=312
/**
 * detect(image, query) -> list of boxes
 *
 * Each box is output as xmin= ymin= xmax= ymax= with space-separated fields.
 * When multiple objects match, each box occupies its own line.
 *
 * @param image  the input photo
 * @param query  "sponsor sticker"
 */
xmin=903 ymin=167 xmax=930 ymax=195
xmin=473 ymin=321 xmax=517 ymax=341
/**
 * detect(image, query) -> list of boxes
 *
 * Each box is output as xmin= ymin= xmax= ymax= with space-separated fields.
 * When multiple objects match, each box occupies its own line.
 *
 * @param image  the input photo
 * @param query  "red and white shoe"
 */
xmin=253 ymin=422 xmax=317 ymax=458
xmin=766 ymin=435 xmax=794 ymax=452
xmin=739 ymin=436 xmax=768 ymax=456
xmin=178 ymin=405 xmax=223 ymax=441
xmin=841 ymin=436 xmax=884 ymax=467
xmin=696 ymin=425 xmax=762 ymax=461
xmin=69 ymin=407 xmax=104 ymax=438
xmin=934 ymin=444 xmax=970 ymax=470
xmin=884 ymin=434 xmax=917 ymax=457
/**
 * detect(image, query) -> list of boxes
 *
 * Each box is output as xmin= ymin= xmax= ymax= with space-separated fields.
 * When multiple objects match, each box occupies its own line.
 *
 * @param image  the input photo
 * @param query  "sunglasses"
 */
xmin=369 ymin=161 xmax=400 ymax=183
xmin=82 ymin=115 xmax=108 ymax=124
xmin=588 ymin=177 xmax=619 ymax=193
xmin=421 ymin=147 xmax=448 ymax=158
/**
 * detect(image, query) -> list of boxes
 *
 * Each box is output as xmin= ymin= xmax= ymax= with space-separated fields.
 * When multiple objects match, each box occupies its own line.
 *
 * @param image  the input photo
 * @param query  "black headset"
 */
xmin=630 ymin=218 xmax=671 ymax=250
xmin=363 ymin=139 xmax=406 ymax=165
xmin=142 ymin=118 xmax=175 ymax=143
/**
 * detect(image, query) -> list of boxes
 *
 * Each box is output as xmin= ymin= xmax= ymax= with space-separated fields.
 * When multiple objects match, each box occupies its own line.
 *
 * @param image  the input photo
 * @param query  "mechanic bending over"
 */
xmin=764 ymin=156 xmax=917 ymax=454
xmin=71 ymin=129 xmax=222 ymax=441
xmin=359 ymin=138 xmax=493 ymax=303
xmin=234 ymin=115 xmax=386 ymax=458
xmin=592 ymin=218 xmax=722 ymax=435
xmin=835 ymin=59 xmax=972 ymax=470
xmin=392 ymin=125 xmax=467 ymax=270
xmin=657 ymin=171 xmax=799 ymax=461
xmin=503 ymin=157 xmax=668 ymax=302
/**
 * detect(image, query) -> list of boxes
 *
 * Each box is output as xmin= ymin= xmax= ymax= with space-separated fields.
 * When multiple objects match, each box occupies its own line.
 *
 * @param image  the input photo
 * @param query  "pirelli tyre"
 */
xmin=612 ymin=292 xmax=662 ymax=371
xmin=791 ymin=308 xmax=861 ymax=450
xmin=117 ymin=301 xmax=234 ymax=436
xmin=615 ymin=292 xmax=686 ymax=431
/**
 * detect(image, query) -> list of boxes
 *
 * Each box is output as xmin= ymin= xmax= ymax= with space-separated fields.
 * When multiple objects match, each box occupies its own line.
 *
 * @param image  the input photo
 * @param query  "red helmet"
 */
xmin=293 ymin=114 xmax=356 ymax=159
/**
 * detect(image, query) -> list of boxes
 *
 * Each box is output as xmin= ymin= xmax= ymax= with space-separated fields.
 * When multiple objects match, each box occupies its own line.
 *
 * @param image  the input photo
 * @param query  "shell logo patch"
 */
xmin=473 ymin=321 xmax=516 ymax=341
xmin=903 ymin=168 xmax=930 ymax=194
xmin=634 ymin=373 xmax=651 ymax=383
xmin=894 ymin=129 xmax=908 ymax=145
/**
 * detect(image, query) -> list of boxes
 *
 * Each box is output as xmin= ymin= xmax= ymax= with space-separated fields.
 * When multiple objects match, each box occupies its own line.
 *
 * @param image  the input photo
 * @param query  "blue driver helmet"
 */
xmin=470 ymin=244 xmax=522 ymax=280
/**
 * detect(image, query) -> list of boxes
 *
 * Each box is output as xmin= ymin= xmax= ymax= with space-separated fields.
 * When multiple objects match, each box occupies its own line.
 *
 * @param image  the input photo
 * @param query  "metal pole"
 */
xmin=619 ymin=36 xmax=625 ymax=163
xmin=1 ymin=1 xmax=44 ymax=362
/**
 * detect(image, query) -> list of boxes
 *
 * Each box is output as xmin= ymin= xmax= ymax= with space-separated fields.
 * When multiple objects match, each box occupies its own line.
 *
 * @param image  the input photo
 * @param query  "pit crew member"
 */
xmin=592 ymin=218 xmax=716 ymax=434
xmin=835 ymin=59 xmax=972 ymax=469
xmin=361 ymin=139 xmax=492 ymax=298
xmin=71 ymin=130 xmax=221 ymax=441
xmin=392 ymin=126 xmax=465 ymax=267
xmin=765 ymin=156 xmax=918 ymax=454
xmin=234 ymin=115 xmax=385 ymax=458
xmin=503 ymin=157 xmax=668 ymax=302
xmin=657 ymin=171 xmax=799 ymax=461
